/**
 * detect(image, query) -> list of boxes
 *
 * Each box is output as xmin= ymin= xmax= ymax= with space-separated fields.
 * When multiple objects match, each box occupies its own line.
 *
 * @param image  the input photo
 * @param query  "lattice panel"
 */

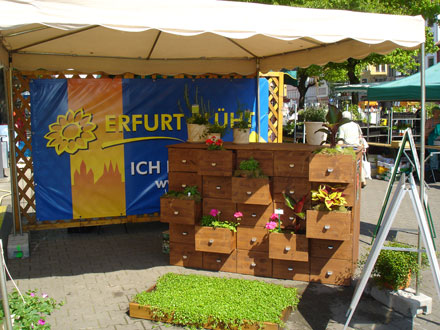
xmin=262 ymin=73 xmax=284 ymax=143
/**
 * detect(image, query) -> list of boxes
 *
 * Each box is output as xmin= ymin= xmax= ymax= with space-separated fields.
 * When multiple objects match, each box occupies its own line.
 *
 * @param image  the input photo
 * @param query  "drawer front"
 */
xmin=306 ymin=210 xmax=351 ymax=241
xmin=195 ymin=226 xmax=236 ymax=254
xmin=203 ymin=251 xmax=237 ymax=273
xmin=168 ymin=149 xmax=199 ymax=172
xmin=203 ymin=176 xmax=232 ymax=199
xmin=309 ymin=154 xmax=354 ymax=183
xmin=169 ymin=223 xmax=195 ymax=245
xmin=310 ymin=257 xmax=353 ymax=286
xmin=236 ymin=250 xmax=272 ymax=277
xmin=273 ymin=177 xmax=310 ymax=203
xmin=203 ymin=198 xmax=237 ymax=222
xmin=231 ymin=177 xmax=271 ymax=205
xmin=310 ymin=238 xmax=353 ymax=260
xmin=160 ymin=198 xmax=201 ymax=225
xmin=168 ymin=172 xmax=202 ymax=194
xmin=268 ymin=233 xmax=309 ymax=262
xmin=274 ymin=151 xmax=310 ymax=177
xmin=237 ymin=227 xmax=269 ymax=252
xmin=311 ymin=182 xmax=355 ymax=207
xmin=169 ymin=242 xmax=202 ymax=268
xmin=198 ymin=150 xmax=234 ymax=176
xmin=236 ymin=203 xmax=274 ymax=228
xmin=272 ymin=260 xmax=310 ymax=282
xmin=274 ymin=202 xmax=307 ymax=233
xmin=236 ymin=150 xmax=274 ymax=176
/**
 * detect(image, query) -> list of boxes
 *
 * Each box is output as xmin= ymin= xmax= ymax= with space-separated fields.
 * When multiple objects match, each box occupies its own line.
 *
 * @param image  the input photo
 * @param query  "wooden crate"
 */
xmin=202 ymin=251 xmax=237 ymax=273
xmin=195 ymin=226 xmax=236 ymax=254
xmin=272 ymin=260 xmax=310 ymax=282
xmin=169 ymin=223 xmax=195 ymax=245
xmin=237 ymin=227 xmax=269 ymax=252
xmin=168 ymin=172 xmax=203 ymax=193
xmin=168 ymin=148 xmax=200 ymax=172
xmin=268 ymin=232 xmax=309 ymax=262
xmin=231 ymin=177 xmax=271 ymax=205
xmin=169 ymin=242 xmax=203 ymax=268
xmin=306 ymin=210 xmax=351 ymax=241
xmin=273 ymin=151 xmax=310 ymax=177
xmin=203 ymin=176 xmax=232 ymax=199
xmin=236 ymin=150 xmax=274 ymax=176
xmin=309 ymin=154 xmax=355 ymax=183
xmin=160 ymin=198 xmax=201 ymax=225
xmin=310 ymin=237 xmax=353 ymax=260
xmin=309 ymin=257 xmax=353 ymax=286
xmin=198 ymin=150 xmax=234 ymax=176
xmin=236 ymin=249 xmax=272 ymax=277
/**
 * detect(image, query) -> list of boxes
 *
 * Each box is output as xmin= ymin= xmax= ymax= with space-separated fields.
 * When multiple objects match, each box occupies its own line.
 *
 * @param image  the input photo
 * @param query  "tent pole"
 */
xmin=256 ymin=59 xmax=260 ymax=142
xmin=417 ymin=41 xmax=426 ymax=295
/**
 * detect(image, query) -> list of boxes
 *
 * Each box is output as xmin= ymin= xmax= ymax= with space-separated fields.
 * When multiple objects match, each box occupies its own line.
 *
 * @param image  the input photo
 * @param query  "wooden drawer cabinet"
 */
xmin=203 ymin=251 xmax=237 ymax=273
xmin=195 ymin=226 xmax=236 ymax=254
xmin=236 ymin=150 xmax=274 ymax=176
xmin=169 ymin=224 xmax=195 ymax=245
xmin=237 ymin=227 xmax=269 ymax=252
xmin=160 ymin=198 xmax=201 ymax=225
xmin=268 ymin=232 xmax=308 ymax=262
xmin=169 ymin=243 xmax=202 ymax=268
xmin=309 ymin=154 xmax=355 ymax=183
xmin=236 ymin=203 xmax=273 ymax=227
xmin=231 ymin=177 xmax=271 ymax=205
xmin=310 ymin=238 xmax=352 ymax=260
xmin=310 ymin=257 xmax=353 ymax=286
xmin=273 ymin=177 xmax=310 ymax=203
xmin=203 ymin=198 xmax=236 ymax=221
xmin=236 ymin=250 xmax=272 ymax=277
xmin=203 ymin=176 xmax=232 ymax=199
xmin=198 ymin=150 xmax=234 ymax=176
xmin=168 ymin=172 xmax=203 ymax=193
xmin=272 ymin=260 xmax=310 ymax=281
xmin=274 ymin=151 xmax=310 ymax=177
xmin=168 ymin=149 xmax=199 ymax=172
xmin=306 ymin=210 xmax=351 ymax=241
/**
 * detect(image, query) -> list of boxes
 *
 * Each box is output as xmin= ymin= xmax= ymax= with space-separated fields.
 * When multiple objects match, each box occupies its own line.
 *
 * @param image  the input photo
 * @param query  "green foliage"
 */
xmin=235 ymin=157 xmax=265 ymax=178
xmin=207 ymin=122 xmax=228 ymax=136
xmin=162 ymin=186 xmax=201 ymax=201
xmin=311 ymin=184 xmax=348 ymax=211
xmin=233 ymin=108 xmax=252 ymax=130
xmin=200 ymin=215 xmax=239 ymax=232
xmin=315 ymin=105 xmax=351 ymax=147
xmin=133 ymin=273 xmax=300 ymax=329
xmin=0 ymin=290 xmax=63 ymax=329
xmin=303 ymin=106 xmax=327 ymax=122
xmin=313 ymin=145 xmax=356 ymax=159
xmin=178 ymin=84 xmax=212 ymax=125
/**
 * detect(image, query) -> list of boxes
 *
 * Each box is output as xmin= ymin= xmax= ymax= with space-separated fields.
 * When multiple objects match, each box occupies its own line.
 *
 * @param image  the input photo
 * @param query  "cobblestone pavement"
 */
xmin=1 ymin=176 xmax=440 ymax=330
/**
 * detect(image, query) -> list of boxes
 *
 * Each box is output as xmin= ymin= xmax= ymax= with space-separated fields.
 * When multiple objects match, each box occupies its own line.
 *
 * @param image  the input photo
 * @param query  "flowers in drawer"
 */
xmin=200 ymin=208 xmax=241 ymax=232
xmin=206 ymin=136 xmax=224 ymax=150
xmin=161 ymin=186 xmax=201 ymax=201
xmin=311 ymin=184 xmax=347 ymax=212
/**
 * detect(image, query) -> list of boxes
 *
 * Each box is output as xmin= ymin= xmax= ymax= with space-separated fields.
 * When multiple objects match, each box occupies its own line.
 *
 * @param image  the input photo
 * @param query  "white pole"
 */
xmin=0 ymin=240 xmax=13 ymax=330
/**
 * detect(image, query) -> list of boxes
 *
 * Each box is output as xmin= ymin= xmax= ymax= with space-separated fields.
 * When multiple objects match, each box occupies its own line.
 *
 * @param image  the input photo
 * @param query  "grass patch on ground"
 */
xmin=133 ymin=273 xmax=300 ymax=329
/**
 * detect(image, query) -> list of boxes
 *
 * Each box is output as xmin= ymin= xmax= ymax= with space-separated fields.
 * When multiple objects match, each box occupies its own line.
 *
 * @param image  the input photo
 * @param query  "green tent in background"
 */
xmin=367 ymin=62 xmax=440 ymax=101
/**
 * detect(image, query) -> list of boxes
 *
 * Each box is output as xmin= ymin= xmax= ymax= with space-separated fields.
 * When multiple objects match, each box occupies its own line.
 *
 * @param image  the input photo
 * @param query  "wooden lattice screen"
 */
xmin=260 ymin=72 xmax=284 ymax=143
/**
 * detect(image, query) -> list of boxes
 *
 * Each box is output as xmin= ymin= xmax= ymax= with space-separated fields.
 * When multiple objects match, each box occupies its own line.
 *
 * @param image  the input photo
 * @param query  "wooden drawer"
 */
xmin=198 ymin=150 xmax=234 ymax=176
xmin=274 ymin=151 xmax=310 ymax=177
xmin=236 ymin=203 xmax=273 ymax=227
xmin=195 ymin=226 xmax=236 ymax=254
xmin=169 ymin=223 xmax=195 ymax=245
xmin=168 ymin=172 xmax=202 ymax=193
xmin=268 ymin=232 xmax=308 ymax=262
xmin=273 ymin=177 xmax=310 ymax=203
xmin=311 ymin=182 xmax=355 ymax=207
xmin=274 ymin=202 xmax=307 ymax=232
xmin=203 ymin=176 xmax=232 ymax=199
xmin=309 ymin=154 xmax=355 ymax=183
xmin=306 ymin=210 xmax=351 ymax=241
xmin=237 ymin=227 xmax=269 ymax=252
xmin=236 ymin=150 xmax=274 ymax=176
xmin=168 ymin=148 xmax=199 ymax=172
xmin=203 ymin=198 xmax=236 ymax=222
xmin=310 ymin=257 xmax=353 ymax=286
xmin=169 ymin=242 xmax=202 ymax=268
xmin=236 ymin=250 xmax=272 ymax=278
xmin=310 ymin=238 xmax=353 ymax=260
xmin=231 ymin=177 xmax=271 ymax=205
xmin=203 ymin=251 xmax=237 ymax=273
xmin=160 ymin=198 xmax=201 ymax=225
xmin=272 ymin=260 xmax=310 ymax=282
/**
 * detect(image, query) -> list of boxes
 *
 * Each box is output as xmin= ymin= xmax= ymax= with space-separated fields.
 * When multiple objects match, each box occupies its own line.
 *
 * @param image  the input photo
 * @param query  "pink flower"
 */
xmin=265 ymin=221 xmax=278 ymax=230
xmin=270 ymin=213 xmax=279 ymax=221
xmin=210 ymin=209 xmax=219 ymax=217
xmin=30 ymin=293 xmax=35 ymax=297
xmin=38 ymin=319 xmax=45 ymax=325
xmin=234 ymin=212 xmax=243 ymax=218
xmin=42 ymin=293 xmax=48 ymax=298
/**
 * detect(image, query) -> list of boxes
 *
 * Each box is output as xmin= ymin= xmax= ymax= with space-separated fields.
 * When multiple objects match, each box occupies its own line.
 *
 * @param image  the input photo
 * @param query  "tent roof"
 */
xmin=0 ymin=0 xmax=425 ymax=75
xmin=367 ymin=62 xmax=440 ymax=101
xmin=335 ymin=83 xmax=381 ymax=93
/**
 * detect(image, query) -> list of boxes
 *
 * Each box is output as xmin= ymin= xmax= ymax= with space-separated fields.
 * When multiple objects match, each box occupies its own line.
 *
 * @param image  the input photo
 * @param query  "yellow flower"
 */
xmin=44 ymin=108 xmax=97 ymax=155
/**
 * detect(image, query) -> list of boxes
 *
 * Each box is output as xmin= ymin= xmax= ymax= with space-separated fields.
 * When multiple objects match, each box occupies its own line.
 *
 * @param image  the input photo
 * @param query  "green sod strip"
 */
xmin=133 ymin=273 xmax=299 ymax=329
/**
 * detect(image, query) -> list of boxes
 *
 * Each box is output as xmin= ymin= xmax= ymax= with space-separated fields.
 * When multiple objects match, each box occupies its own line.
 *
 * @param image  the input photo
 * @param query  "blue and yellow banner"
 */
xmin=30 ymin=78 xmax=268 ymax=221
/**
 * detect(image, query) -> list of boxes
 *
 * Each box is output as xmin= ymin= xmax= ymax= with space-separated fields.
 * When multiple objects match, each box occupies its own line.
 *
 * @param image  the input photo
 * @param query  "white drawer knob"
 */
xmin=208 ymin=239 xmax=214 ymax=244
xmin=182 ymin=255 xmax=188 ymax=260
xmin=181 ymin=184 xmax=187 ymax=188
xmin=289 ymin=190 xmax=295 ymax=194
xmin=216 ymin=186 xmax=221 ymax=190
xmin=326 ymin=271 xmax=333 ymax=276
xmin=211 ymin=162 xmax=217 ymax=167
xmin=251 ymin=237 xmax=257 ymax=243
xmin=285 ymin=246 xmax=291 ymax=251
xmin=251 ymin=213 xmax=257 ymax=218
xmin=181 ymin=159 xmax=187 ymax=163
xmin=327 ymin=245 xmax=334 ymax=250
xmin=289 ymin=163 xmax=295 ymax=168
xmin=289 ymin=216 xmax=294 ymax=221
xmin=246 ymin=191 xmax=252 ymax=195
xmin=216 ymin=259 xmax=222 ymax=263
xmin=288 ymin=267 xmax=294 ymax=271
xmin=173 ymin=211 xmax=179 ymax=215
xmin=251 ymin=262 xmax=256 ymax=267
xmin=182 ymin=232 xmax=188 ymax=236
xmin=327 ymin=168 xmax=334 ymax=173
xmin=324 ymin=225 xmax=331 ymax=230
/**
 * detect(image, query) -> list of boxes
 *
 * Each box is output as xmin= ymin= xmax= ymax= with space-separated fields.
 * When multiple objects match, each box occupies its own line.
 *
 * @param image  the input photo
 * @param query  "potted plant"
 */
xmin=303 ymin=106 xmax=327 ymax=145
xmin=232 ymin=157 xmax=271 ymax=205
xmin=160 ymin=186 xmax=202 ymax=225
xmin=207 ymin=122 xmax=227 ymax=140
xmin=232 ymin=109 xmax=252 ymax=144
xmin=195 ymin=208 xmax=240 ymax=254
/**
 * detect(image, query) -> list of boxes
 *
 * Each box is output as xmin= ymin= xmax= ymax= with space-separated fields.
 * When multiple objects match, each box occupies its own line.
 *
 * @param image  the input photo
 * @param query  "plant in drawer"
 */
xmin=232 ymin=157 xmax=271 ymax=205
xmin=195 ymin=209 xmax=240 ymax=254
xmin=205 ymin=135 xmax=224 ymax=150
xmin=306 ymin=184 xmax=351 ymax=241
xmin=160 ymin=186 xmax=201 ymax=225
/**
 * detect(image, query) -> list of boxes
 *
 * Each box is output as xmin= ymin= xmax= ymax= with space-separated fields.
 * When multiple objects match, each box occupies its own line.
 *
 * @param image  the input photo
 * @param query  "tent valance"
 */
xmin=0 ymin=0 xmax=425 ymax=75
